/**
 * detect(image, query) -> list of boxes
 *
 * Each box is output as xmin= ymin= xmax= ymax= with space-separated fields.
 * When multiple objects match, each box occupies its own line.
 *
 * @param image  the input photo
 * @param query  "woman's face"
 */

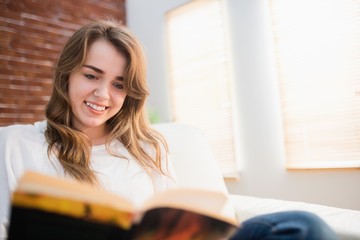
xmin=68 ymin=39 xmax=127 ymax=137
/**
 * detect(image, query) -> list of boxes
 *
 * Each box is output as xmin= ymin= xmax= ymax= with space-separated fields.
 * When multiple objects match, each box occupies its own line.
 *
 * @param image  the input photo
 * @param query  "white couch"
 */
xmin=153 ymin=122 xmax=360 ymax=240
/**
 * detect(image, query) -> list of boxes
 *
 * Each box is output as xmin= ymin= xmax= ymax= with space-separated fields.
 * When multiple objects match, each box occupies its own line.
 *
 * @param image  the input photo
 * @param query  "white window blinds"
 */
xmin=166 ymin=0 xmax=239 ymax=176
xmin=269 ymin=0 xmax=360 ymax=168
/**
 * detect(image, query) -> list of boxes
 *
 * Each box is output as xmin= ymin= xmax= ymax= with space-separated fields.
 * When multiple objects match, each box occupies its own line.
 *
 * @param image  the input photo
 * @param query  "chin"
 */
xmin=82 ymin=120 xmax=107 ymax=129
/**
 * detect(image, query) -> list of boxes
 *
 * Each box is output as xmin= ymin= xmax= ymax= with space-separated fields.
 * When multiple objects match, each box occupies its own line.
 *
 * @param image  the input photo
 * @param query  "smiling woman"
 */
xmin=43 ymin=20 xmax=166 ymax=184
xmin=68 ymin=39 xmax=127 ymax=144
xmin=0 ymin=19 xmax=177 ymax=239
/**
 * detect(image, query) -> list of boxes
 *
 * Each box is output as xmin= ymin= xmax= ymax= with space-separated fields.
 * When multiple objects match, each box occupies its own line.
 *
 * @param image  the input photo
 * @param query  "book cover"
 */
xmin=8 ymin=171 xmax=238 ymax=240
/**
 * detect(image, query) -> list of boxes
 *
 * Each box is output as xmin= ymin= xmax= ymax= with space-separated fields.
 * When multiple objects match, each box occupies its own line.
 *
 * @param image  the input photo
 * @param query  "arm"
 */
xmin=0 ymin=127 xmax=11 ymax=240
xmin=150 ymin=152 xmax=178 ymax=193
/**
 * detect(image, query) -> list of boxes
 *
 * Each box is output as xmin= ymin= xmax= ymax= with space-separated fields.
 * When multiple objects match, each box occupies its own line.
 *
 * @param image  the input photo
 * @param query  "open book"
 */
xmin=8 ymin=171 xmax=238 ymax=240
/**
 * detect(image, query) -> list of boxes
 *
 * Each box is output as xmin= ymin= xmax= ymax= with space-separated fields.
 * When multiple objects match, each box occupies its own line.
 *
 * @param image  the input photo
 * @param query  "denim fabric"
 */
xmin=230 ymin=211 xmax=338 ymax=240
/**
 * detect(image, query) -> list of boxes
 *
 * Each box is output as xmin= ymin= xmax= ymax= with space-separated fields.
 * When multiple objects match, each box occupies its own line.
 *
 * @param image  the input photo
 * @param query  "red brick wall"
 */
xmin=0 ymin=0 xmax=126 ymax=126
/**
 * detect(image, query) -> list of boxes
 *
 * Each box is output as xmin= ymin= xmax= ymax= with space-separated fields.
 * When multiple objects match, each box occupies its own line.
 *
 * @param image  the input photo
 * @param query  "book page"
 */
xmin=15 ymin=171 xmax=135 ymax=213
xmin=140 ymin=188 xmax=237 ymax=225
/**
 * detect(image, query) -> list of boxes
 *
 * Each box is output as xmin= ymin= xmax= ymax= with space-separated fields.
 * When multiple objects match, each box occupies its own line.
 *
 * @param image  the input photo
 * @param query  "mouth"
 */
xmin=84 ymin=101 xmax=109 ymax=111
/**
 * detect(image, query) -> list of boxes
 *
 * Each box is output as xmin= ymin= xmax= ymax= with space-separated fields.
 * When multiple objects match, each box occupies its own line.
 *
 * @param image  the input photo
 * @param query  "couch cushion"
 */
xmin=153 ymin=122 xmax=235 ymax=219
xmin=230 ymin=194 xmax=360 ymax=240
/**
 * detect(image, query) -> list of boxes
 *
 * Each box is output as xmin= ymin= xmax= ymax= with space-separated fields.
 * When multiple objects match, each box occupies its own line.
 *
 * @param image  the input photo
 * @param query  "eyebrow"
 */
xmin=83 ymin=64 xmax=124 ymax=81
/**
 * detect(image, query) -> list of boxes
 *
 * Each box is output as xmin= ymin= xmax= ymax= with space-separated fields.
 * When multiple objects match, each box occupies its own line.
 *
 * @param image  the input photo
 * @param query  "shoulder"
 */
xmin=0 ymin=121 xmax=52 ymax=182
xmin=1 ymin=120 xmax=46 ymax=133
xmin=0 ymin=120 xmax=47 ymax=145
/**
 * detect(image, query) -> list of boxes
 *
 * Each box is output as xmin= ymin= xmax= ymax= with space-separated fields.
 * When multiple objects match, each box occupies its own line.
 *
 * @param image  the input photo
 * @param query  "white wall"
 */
xmin=126 ymin=0 xmax=360 ymax=210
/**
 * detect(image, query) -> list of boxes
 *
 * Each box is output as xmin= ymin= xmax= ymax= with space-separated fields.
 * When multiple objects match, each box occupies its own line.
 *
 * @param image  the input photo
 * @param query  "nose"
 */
xmin=93 ymin=82 xmax=110 ymax=99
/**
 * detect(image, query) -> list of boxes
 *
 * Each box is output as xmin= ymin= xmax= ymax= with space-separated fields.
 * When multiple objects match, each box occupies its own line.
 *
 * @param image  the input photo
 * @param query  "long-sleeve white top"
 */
xmin=0 ymin=120 xmax=176 ymax=239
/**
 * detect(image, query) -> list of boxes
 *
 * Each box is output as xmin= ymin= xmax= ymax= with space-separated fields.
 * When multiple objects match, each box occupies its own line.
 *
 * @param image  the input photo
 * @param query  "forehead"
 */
xmin=83 ymin=39 xmax=127 ymax=75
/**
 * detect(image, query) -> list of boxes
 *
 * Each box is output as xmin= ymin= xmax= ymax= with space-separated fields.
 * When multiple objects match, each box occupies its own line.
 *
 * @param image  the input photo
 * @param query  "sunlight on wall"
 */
xmin=166 ymin=0 xmax=240 ymax=177
xmin=270 ymin=0 xmax=360 ymax=168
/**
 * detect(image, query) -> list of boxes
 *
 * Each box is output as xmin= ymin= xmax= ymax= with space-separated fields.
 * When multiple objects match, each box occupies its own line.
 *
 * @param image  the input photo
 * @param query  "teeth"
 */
xmin=85 ymin=102 xmax=106 ymax=111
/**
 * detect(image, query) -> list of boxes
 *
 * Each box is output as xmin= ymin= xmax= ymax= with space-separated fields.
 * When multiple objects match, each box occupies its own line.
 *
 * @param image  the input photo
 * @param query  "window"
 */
xmin=269 ymin=0 xmax=360 ymax=169
xmin=166 ymin=0 xmax=239 ymax=177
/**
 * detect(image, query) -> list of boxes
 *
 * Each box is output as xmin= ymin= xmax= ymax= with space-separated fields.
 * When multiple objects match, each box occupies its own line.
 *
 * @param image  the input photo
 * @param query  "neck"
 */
xmin=82 ymin=126 xmax=108 ymax=146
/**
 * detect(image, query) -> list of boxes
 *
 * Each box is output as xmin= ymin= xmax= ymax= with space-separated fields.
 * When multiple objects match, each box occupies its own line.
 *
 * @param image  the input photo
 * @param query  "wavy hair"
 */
xmin=45 ymin=19 xmax=168 ymax=184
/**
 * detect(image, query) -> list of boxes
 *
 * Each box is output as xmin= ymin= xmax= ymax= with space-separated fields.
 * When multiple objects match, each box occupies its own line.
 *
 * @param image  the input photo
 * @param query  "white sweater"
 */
xmin=0 ymin=121 xmax=176 ymax=239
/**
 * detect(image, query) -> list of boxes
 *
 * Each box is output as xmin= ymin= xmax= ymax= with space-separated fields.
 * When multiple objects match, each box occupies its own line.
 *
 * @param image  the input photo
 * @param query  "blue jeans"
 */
xmin=230 ymin=211 xmax=338 ymax=240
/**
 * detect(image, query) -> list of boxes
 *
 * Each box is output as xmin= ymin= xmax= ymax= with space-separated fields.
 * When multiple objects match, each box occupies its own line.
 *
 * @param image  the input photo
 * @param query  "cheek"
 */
xmin=68 ymin=86 xmax=81 ymax=108
xmin=68 ymin=77 xmax=87 ymax=109
xmin=68 ymin=75 xmax=79 ymax=97
xmin=67 ymin=79 xmax=76 ymax=104
xmin=68 ymin=76 xmax=93 ymax=101
xmin=114 ymin=94 xmax=127 ymax=109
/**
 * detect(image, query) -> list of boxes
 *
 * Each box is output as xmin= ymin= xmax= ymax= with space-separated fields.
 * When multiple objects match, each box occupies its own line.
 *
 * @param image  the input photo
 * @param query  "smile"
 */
xmin=85 ymin=101 xmax=108 ymax=111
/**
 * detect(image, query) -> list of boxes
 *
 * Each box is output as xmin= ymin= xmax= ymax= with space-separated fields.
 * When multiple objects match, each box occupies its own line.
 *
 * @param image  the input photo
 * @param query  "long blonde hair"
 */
xmin=45 ymin=19 xmax=168 ymax=184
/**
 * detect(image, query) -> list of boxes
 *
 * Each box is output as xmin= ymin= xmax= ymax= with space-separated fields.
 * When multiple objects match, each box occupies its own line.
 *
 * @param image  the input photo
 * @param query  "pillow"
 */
xmin=153 ymin=122 xmax=236 ymax=219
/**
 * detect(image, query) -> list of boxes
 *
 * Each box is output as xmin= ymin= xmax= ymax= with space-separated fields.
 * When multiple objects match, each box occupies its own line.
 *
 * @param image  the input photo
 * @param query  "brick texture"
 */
xmin=0 ymin=0 xmax=126 ymax=126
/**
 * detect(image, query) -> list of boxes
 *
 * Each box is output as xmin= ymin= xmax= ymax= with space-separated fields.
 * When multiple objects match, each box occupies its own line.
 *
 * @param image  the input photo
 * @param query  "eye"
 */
xmin=113 ymin=82 xmax=124 ymax=90
xmin=84 ymin=74 xmax=96 ymax=80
